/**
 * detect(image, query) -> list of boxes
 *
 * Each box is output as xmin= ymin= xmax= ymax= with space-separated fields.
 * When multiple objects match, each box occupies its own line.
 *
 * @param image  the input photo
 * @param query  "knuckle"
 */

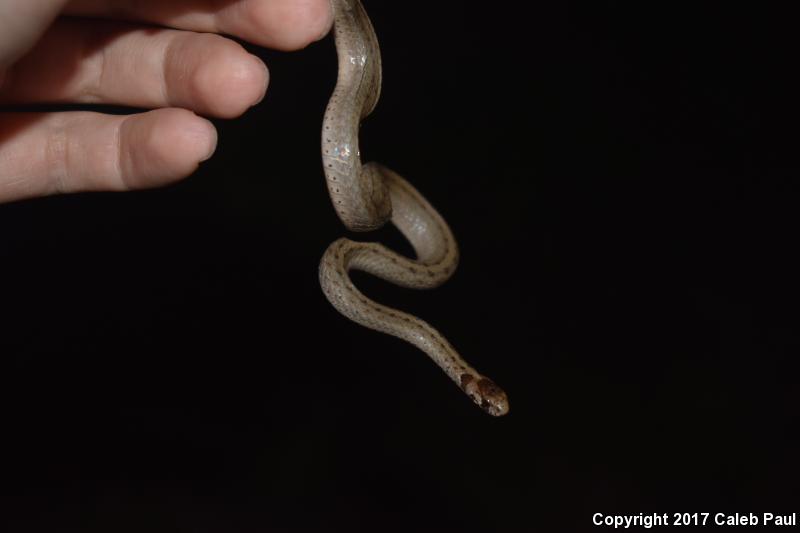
xmin=44 ymin=117 xmax=71 ymax=194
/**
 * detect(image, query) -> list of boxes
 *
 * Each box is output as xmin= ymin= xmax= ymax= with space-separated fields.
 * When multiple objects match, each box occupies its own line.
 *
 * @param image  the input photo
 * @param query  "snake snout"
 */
xmin=483 ymin=397 xmax=510 ymax=417
xmin=477 ymin=378 xmax=510 ymax=417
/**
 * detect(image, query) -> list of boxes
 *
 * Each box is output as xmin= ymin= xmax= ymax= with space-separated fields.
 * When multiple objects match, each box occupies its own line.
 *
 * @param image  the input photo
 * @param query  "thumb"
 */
xmin=0 ymin=0 xmax=69 ymax=71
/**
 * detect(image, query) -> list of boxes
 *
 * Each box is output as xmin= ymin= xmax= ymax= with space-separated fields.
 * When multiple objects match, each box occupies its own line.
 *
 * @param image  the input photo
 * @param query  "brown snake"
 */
xmin=318 ymin=0 xmax=509 ymax=416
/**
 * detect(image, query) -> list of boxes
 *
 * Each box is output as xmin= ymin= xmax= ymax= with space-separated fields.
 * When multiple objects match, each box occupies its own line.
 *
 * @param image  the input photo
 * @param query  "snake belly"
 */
xmin=319 ymin=0 xmax=509 ymax=416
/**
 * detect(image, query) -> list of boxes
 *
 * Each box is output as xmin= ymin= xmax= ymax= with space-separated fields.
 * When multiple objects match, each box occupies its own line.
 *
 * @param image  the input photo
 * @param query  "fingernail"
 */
xmin=252 ymin=55 xmax=269 ymax=106
xmin=200 ymin=120 xmax=218 ymax=162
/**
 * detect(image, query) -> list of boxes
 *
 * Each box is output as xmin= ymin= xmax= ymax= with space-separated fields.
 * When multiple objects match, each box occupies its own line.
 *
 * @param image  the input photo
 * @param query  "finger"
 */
xmin=65 ymin=0 xmax=333 ymax=51
xmin=0 ymin=19 xmax=268 ymax=118
xmin=0 ymin=108 xmax=216 ymax=203
xmin=0 ymin=0 xmax=68 ymax=69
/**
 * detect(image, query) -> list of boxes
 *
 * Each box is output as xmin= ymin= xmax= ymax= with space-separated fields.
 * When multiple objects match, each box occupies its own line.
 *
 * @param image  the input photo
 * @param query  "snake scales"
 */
xmin=318 ymin=0 xmax=509 ymax=416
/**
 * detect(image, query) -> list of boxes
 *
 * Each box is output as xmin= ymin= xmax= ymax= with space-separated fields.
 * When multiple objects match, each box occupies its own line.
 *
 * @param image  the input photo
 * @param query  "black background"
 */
xmin=2 ymin=2 xmax=799 ymax=532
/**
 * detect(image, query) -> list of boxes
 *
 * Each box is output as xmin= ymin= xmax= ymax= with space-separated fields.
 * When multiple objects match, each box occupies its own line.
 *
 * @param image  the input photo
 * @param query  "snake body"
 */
xmin=319 ymin=0 xmax=509 ymax=416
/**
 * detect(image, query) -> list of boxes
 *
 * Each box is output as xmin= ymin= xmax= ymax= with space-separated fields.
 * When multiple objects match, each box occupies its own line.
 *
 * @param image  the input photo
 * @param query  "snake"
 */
xmin=318 ymin=0 xmax=509 ymax=416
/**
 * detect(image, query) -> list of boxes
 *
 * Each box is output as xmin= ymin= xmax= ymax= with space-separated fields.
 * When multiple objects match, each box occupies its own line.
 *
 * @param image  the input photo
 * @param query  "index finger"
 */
xmin=65 ymin=0 xmax=333 ymax=51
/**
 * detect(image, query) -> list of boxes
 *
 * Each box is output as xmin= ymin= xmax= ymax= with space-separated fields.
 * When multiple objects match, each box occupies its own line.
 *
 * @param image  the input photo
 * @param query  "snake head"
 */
xmin=460 ymin=374 xmax=510 ymax=417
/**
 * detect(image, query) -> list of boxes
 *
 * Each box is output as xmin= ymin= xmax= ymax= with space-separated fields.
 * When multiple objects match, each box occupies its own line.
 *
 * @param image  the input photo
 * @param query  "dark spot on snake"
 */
xmin=459 ymin=373 xmax=474 ymax=390
xmin=477 ymin=378 xmax=503 ymax=400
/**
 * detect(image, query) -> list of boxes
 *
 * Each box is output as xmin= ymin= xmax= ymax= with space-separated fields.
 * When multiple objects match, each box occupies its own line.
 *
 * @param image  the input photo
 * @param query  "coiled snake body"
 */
xmin=318 ymin=0 xmax=509 ymax=416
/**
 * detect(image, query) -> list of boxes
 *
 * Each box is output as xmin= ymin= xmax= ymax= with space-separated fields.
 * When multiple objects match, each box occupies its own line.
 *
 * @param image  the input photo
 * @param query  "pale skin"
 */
xmin=0 ymin=0 xmax=333 ymax=204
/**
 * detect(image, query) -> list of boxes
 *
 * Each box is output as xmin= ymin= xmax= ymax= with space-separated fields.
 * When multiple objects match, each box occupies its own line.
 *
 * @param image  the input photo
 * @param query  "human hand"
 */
xmin=0 ymin=0 xmax=332 ymax=203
